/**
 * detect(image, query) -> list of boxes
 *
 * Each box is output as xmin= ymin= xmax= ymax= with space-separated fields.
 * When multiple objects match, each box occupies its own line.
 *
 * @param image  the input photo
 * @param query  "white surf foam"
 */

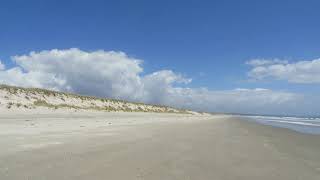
xmin=265 ymin=120 xmax=320 ymax=127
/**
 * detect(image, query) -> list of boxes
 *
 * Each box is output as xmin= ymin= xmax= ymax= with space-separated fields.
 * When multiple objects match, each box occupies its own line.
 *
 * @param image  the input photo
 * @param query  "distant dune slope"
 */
xmin=0 ymin=84 xmax=191 ymax=114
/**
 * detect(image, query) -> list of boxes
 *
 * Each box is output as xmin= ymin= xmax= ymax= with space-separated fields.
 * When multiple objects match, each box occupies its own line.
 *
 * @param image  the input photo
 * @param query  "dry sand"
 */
xmin=0 ymin=112 xmax=320 ymax=180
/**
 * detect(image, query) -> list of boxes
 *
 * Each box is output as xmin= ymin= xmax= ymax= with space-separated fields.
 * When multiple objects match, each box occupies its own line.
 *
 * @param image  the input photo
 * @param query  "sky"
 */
xmin=1 ymin=0 xmax=320 ymax=116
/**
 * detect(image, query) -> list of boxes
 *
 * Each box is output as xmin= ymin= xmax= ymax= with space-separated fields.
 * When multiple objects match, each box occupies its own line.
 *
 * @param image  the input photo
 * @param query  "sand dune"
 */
xmin=0 ymin=84 xmax=195 ymax=114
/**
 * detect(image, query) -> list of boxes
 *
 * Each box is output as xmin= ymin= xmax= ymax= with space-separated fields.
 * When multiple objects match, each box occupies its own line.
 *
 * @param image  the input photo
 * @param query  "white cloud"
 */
xmin=247 ymin=58 xmax=320 ymax=83
xmin=0 ymin=60 xmax=5 ymax=70
xmin=0 ymin=49 xmax=311 ymax=115
xmin=141 ymin=70 xmax=191 ymax=104
xmin=9 ymin=48 xmax=144 ymax=100
xmin=246 ymin=59 xmax=288 ymax=66
xmin=163 ymin=88 xmax=302 ymax=115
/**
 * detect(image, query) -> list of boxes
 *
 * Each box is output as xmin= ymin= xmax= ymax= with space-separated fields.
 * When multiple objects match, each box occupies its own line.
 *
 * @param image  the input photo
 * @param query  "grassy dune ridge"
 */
xmin=0 ymin=84 xmax=192 ymax=113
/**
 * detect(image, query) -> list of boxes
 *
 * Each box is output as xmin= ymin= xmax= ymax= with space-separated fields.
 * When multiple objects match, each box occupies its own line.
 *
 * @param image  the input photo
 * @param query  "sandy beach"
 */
xmin=1 ymin=112 xmax=320 ymax=180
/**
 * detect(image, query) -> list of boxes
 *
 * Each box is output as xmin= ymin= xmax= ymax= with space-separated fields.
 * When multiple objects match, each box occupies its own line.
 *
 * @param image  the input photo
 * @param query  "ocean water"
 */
xmin=240 ymin=115 xmax=320 ymax=135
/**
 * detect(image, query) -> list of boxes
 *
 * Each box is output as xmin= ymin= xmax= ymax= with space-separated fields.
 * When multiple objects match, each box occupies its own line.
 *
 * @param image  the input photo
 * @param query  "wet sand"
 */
xmin=0 ymin=112 xmax=320 ymax=179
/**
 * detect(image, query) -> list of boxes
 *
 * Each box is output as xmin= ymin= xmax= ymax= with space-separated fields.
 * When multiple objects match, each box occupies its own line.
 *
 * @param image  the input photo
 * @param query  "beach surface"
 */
xmin=1 ymin=112 xmax=320 ymax=180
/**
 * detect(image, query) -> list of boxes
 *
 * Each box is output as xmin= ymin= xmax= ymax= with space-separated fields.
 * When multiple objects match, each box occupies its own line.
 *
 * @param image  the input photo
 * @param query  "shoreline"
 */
xmin=236 ymin=116 xmax=320 ymax=136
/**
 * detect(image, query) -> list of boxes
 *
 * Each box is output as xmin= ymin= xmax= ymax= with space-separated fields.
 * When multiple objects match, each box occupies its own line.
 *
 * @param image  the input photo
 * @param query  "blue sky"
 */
xmin=1 ymin=0 xmax=320 ymax=115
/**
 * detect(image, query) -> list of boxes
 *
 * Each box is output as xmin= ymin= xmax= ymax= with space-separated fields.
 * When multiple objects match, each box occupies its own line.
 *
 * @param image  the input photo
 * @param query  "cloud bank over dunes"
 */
xmin=0 ymin=49 xmax=311 ymax=115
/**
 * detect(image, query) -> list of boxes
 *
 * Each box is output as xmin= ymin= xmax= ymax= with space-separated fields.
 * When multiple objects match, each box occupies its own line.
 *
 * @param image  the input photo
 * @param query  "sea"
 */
xmin=239 ymin=115 xmax=320 ymax=135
